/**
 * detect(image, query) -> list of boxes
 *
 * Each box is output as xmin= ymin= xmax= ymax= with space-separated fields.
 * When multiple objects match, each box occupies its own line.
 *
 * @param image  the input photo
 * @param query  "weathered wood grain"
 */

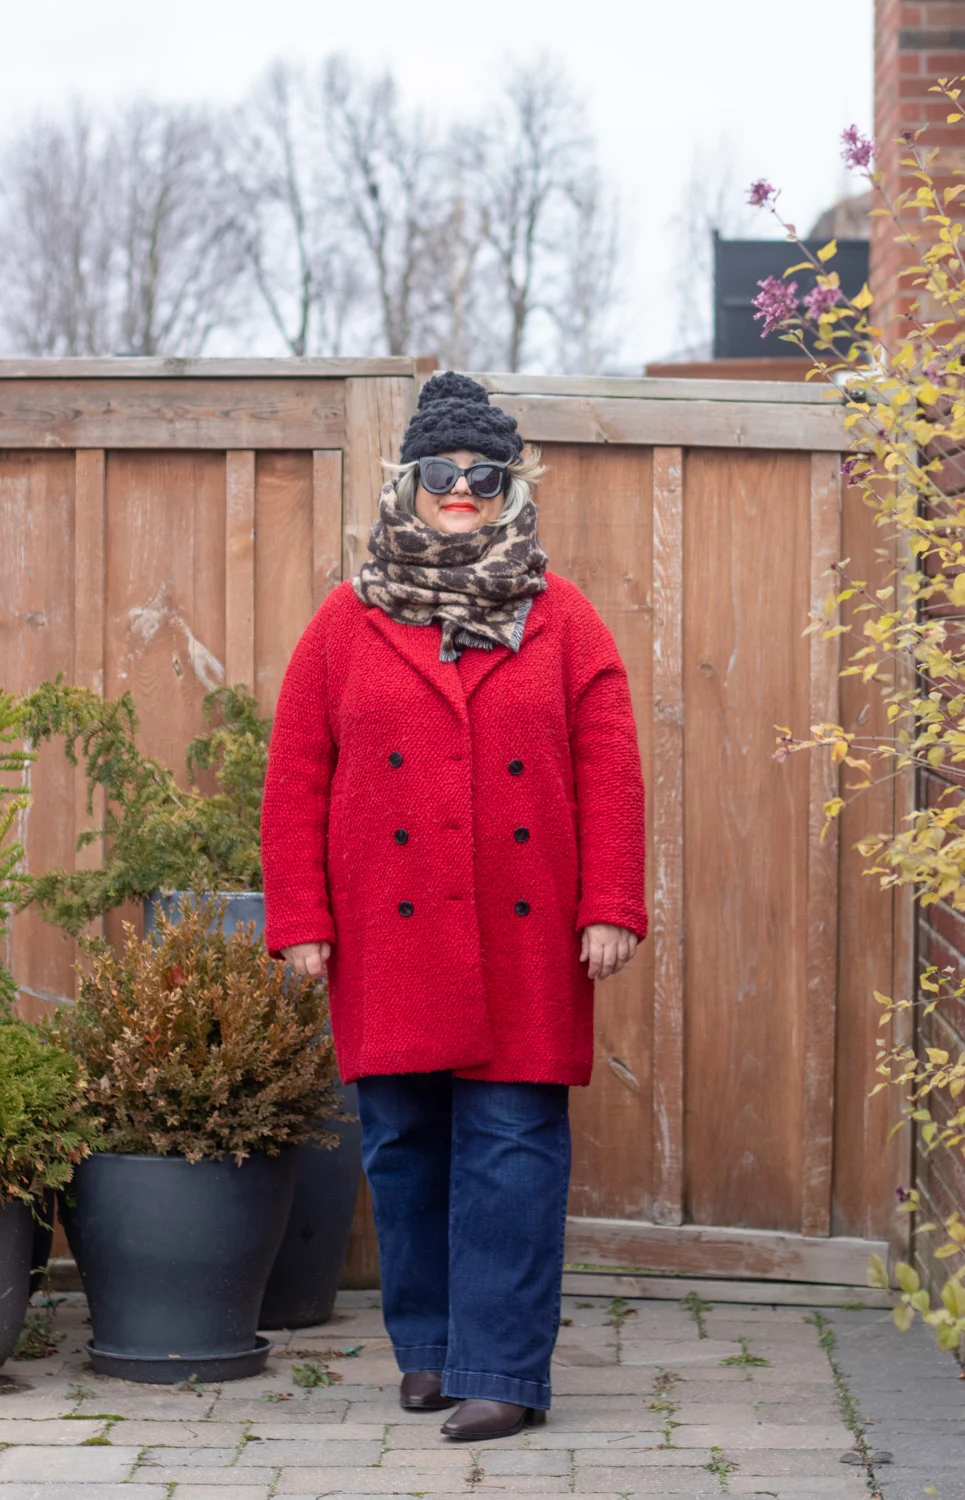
xmin=73 ymin=450 xmax=107 ymax=952
xmin=561 ymin=1270 xmax=894 ymax=1306
xmin=500 ymin=394 xmax=847 ymax=451
xmin=253 ymin=452 xmax=314 ymax=715
xmin=650 ymin=447 xmax=685 ymax=1227
xmin=0 ymin=452 xmax=81 ymax=1018
xmin=0 ymin=357 xmax=418 ymax=379
xmin=801 ymin=453 xmax=843 ymax=1237
xmin=536 ymin=443 xmax=654 ymax=1221
xmin=0 ymin=380 xmax=346 ymax=450
xmin=682 ymin=450 xmax=812 ymax=1232
xmin=312 ymin=450 xmax=343 ymax=608
xmin=564 ymin=1215 xmax=889 ymax=1284
xmin=832 ymin=470 xmax=907 ymax=1242
xmin=477 ymin=372 xmax=845 ymax=405
xmin=225 ymin=452 xmax=256 ymax=692
xmin=341 ymin=376 xmax=418 ymax=580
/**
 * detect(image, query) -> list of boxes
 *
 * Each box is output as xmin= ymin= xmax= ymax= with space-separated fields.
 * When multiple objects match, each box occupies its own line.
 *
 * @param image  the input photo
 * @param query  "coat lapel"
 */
xmin=458 ymin=595 xmax=549 ymax=701
xmin=366 ymin=609 xmax=468 ymax=723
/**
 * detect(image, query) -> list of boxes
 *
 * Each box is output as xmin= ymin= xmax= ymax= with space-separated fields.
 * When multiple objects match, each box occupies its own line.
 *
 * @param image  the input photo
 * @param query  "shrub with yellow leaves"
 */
xmin=753 ymin=83 xmax=965 ymax=1350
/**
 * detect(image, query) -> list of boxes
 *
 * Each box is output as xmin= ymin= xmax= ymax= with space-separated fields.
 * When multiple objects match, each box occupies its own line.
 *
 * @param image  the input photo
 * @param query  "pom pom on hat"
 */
xmin=400 ymin=370 xmax=524 ymax=465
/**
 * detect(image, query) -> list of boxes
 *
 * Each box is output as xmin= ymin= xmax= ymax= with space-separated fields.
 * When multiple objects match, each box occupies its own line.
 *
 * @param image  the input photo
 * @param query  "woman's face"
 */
xmin=414 ymin=449 xmax=506 ymax=534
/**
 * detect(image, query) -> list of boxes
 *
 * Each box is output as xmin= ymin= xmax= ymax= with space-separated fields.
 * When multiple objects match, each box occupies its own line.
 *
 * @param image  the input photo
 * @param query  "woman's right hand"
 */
xmin=282 ymin=941 xmax=331 ymax=977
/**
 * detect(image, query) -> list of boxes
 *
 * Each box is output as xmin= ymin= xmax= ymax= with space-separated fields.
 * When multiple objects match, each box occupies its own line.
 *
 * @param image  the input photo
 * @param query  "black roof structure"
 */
xmin=712 ymin=229 xmax=870 ymax=359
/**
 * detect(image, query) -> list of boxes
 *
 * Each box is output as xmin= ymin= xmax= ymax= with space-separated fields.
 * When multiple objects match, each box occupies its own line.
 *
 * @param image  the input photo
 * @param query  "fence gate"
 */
xmin=0 ymin=360 xmax=908 ymax=1297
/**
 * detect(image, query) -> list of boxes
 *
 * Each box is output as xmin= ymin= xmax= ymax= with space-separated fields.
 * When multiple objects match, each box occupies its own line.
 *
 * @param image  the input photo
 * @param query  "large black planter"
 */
xmin=60 ymin=1150 xmax=296 ymax=1383
xmin=146 ymin=890 xmax=362 ymax=1329
xmin=0 ymin=1199 xmax=35 ymax=1368
xmin=259 ymin=1088 xmax=361 ymax=1329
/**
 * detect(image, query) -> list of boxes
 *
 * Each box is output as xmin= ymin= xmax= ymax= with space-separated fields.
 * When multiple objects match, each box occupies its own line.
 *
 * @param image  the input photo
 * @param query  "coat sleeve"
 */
xmin=566 ymin=595 xmax=649 ymax=940
xmin=261 ymin=606 xmax=338 ymax=959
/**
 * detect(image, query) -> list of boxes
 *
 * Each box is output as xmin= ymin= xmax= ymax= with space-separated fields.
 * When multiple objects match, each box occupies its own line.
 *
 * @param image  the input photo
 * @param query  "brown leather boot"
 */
xmin=399 ymin=1372 xmax=456 ymax=1412
xmin=441 ymin=1399 xmax=547 ymax=1440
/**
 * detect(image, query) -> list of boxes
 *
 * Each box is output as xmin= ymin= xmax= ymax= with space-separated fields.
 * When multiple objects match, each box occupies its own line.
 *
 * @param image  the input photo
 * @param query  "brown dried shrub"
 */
xmin=55 ymin=893 xmax=340 ymax=1163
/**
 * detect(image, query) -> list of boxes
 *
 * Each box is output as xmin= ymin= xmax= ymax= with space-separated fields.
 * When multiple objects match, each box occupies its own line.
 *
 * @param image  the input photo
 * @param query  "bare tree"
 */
xmin=0 ymin=101 xmax=246 ymax=356
xmin=108 ymin=101 xmax=247 ymax=355
xmin=668 ymin=138 xmax=755 ymax=355
xmin=323 ymin=56 xmax=448 ymax=357
xmin=0 ymin=108 xmax=114 ymax=354
xmin=551 ymin=173 xmax=621 ymax=374
xmin=453 ymin=60 xmax=619 ymax=374
xmin=226 ymin=64 xmax=361 ymax=356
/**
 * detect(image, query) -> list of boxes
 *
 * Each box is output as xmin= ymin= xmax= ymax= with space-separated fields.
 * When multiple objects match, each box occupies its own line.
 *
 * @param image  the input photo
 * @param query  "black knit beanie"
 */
xmin=400 ymin=371 xmax=525 ymax=465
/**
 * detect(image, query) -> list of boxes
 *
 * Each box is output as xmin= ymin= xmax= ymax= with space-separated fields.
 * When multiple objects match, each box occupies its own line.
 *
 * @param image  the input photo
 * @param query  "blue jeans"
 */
xmin=356 ymin=1072 xmax=571 ymax=1410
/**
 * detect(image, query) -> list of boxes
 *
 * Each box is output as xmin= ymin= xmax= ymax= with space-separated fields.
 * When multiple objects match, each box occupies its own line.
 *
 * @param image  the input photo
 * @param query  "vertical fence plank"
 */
xmin=73 ymin=450 xmax=107 ymax=952
xmin=225 ymin=451 xmax=256 ymax=691
xmin=342 ymin=377 xmax=418 ymax=581
xmin=801 ymin=451 xmax=843 ymax=1236
xmin=313 ymin=451 xmax=344 ymax=608
xmin=651 ymin=446 xmax=685 ymax=1226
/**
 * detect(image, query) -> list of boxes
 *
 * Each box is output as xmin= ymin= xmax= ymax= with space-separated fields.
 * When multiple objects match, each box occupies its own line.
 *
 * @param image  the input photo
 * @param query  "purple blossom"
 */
xmin=753 ymin=275 xmax=799 ymax=336
xmin=803 ymin=283 xmax=842 ymax=321
xmin=841 ymin=456 xmax=862 ymax=479
xmin=841 ymin=124 xmax=875 ymax=170
xmin=895 ymin=1185 xmax=912 ymax=1203
xmin=747 ymin=178 xmax=777 ymax=207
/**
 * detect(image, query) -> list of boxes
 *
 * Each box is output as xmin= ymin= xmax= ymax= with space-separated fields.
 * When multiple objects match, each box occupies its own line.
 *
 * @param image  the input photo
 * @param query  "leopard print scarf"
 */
xmin=353 ymin=482 xmax=549 ymax=662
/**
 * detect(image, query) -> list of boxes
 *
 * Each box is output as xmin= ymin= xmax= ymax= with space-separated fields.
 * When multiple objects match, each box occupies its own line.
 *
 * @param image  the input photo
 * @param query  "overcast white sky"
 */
xmin=1 ymin=0 xmax=874 ymax=367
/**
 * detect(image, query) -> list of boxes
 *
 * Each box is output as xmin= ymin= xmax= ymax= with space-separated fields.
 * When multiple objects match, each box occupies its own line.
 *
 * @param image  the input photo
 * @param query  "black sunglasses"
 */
xmin=418 ymin=455 xmax=509 ymax=501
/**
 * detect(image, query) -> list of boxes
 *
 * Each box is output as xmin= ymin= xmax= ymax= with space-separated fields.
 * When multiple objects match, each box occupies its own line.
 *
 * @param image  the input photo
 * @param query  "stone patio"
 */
xmin=0 ymin=1290 xmax=961 ymax=1500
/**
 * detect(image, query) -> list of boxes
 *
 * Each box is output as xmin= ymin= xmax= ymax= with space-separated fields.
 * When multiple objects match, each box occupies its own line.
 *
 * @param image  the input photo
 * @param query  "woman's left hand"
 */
xmin=580 ymin=924 xmax=639 ymax=981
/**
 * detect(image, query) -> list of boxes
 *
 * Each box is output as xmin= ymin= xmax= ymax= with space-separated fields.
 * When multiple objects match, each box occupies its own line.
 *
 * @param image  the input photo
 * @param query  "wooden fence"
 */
xmin=0 ymin=358 xmax=911 ymax=1295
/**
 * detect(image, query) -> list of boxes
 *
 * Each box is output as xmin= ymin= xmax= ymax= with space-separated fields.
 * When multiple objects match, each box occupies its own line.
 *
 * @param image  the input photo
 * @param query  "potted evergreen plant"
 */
xmin=54 ymin=893 xmax=340 ymax=1383
xmin=14 ymin=680 xmax=362 ymax=1327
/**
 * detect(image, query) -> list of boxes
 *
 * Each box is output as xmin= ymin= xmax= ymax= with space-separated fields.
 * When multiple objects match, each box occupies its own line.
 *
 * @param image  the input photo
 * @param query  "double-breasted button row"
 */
xmin=389 ymin=751 xmax=404 ymax=767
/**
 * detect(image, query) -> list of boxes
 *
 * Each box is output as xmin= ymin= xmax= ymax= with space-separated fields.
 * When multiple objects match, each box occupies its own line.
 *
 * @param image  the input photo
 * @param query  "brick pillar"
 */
xmin=872 ymin=1 xmax=965 ymax=348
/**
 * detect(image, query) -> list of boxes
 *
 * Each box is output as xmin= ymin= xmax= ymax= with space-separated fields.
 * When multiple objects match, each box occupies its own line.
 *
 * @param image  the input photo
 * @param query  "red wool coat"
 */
xmin=261 ymin=573 xmax=648 ymax=1086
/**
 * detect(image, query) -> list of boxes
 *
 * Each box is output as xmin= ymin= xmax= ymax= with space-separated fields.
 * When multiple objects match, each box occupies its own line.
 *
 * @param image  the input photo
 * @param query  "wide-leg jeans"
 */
xmin=355 ymin=1072 xmax=572 ymax=1410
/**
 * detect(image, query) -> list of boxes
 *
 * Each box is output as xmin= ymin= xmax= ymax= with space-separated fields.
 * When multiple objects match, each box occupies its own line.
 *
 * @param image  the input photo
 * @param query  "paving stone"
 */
xmin=251 ymin=1421 xmax=385 ymax=1441
xmin=526 ymin=1428 xmax=664 ymax=1450
xmin=474 ymin=1449 xmax=571 ymax=1476
xmin=138 ymin=1446 xmax=238 ymax=1466
xmin=673 ymin=1423 xmax=851 ymax=1450
xmin=172 ymin=1489 xmax=273 ymax=1500
xmin=728 ymin=1481 xmax=869 ymax=1498
xmin=236 ymin=1437 xmax=384 ymax=1466
xmin=573 ymin=1467 xmax=718 ymax=1495
xmin=380 ymin=1448 xmax=475 ymax=1468
xmin=0 ymin=1418 xmax=106 ymax=1444
xmin=550 ymin=1367 xmax=675 ymax=1395
xmin=0 ymin=1444 xmax=142 ymax=1481
xmin=0 ymin=1397 xmax=77 ymax=1419
xmin=274 ymin=1469 xmax=465 ymax=1493
xmin=472 ymin=1477 xmax=577 ymax=1493
xmin=0 ymin=1488 xmax=168 ymax=1500
xmin=721 ymin=1451 xmax=865 ymax=1476
xmin=132 ymin=1471 xmax=280 ymax=1488
xmin=73 ymin=1392 xmax=219 ymax=1420
xmin=111 ymin=1419 xmax=248 ymax=1446
xmin=672 ymin=1401 xmax=760 ymax=1424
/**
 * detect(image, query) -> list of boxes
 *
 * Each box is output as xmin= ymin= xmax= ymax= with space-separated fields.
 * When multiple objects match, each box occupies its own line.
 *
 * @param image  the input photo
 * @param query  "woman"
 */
xmin=262 ymin=371 xmax=647 ymax=1442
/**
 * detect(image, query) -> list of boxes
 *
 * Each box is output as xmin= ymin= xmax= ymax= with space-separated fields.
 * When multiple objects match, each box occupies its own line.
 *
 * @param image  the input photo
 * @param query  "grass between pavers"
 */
xmin=806 ymin=1310 xmax=882 ymax=1500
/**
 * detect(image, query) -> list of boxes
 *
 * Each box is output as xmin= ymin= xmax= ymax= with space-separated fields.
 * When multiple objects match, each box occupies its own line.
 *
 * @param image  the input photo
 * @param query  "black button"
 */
xmin=514 ymin=827 xmax=530 ymax=843
xmin=394 ymin=829 xmax=409 ymax=845
xmin=398 ymin=901 xmax=414 ymax=917
xmin=508 ymin=759 xmax=524 ymax=775
xmin=389 ymin=752 xmax=404 ymax=768
xmin=514 ymin=900 xmax=530 ymax=916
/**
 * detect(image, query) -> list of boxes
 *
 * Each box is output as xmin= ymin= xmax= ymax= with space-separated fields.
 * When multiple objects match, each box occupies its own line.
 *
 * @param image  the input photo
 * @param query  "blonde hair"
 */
xmin=382 ymin=446 xmax=546 ymax=527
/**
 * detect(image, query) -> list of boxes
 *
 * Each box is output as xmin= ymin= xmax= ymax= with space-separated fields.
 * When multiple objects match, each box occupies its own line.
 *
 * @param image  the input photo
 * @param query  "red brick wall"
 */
xmin=873 ymin=0 xmax=965 ymax=1288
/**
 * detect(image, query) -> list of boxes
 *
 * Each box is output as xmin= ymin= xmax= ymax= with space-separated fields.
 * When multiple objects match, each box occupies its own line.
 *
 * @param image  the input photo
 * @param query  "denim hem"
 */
xmin=441 ymin=1366 xmax=551 ymax=1410
xmin=394 ymin=1343 xmax=449 ymax=1373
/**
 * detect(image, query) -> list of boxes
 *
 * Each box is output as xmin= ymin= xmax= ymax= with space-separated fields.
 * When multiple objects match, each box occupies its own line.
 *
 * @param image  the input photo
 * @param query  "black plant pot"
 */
xmin=29 ymin=1189 xmax=55 ymax=1297
xmin=60 ymin=1150 xmax=296 ymax=1383
xmin=0 ymin=1199 xmax=34 ymax=1368
xmin=259 ymin=1086 xmax=362 ymax=1329
xmin=145 ymin=890 xmax=362 ymax=1329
